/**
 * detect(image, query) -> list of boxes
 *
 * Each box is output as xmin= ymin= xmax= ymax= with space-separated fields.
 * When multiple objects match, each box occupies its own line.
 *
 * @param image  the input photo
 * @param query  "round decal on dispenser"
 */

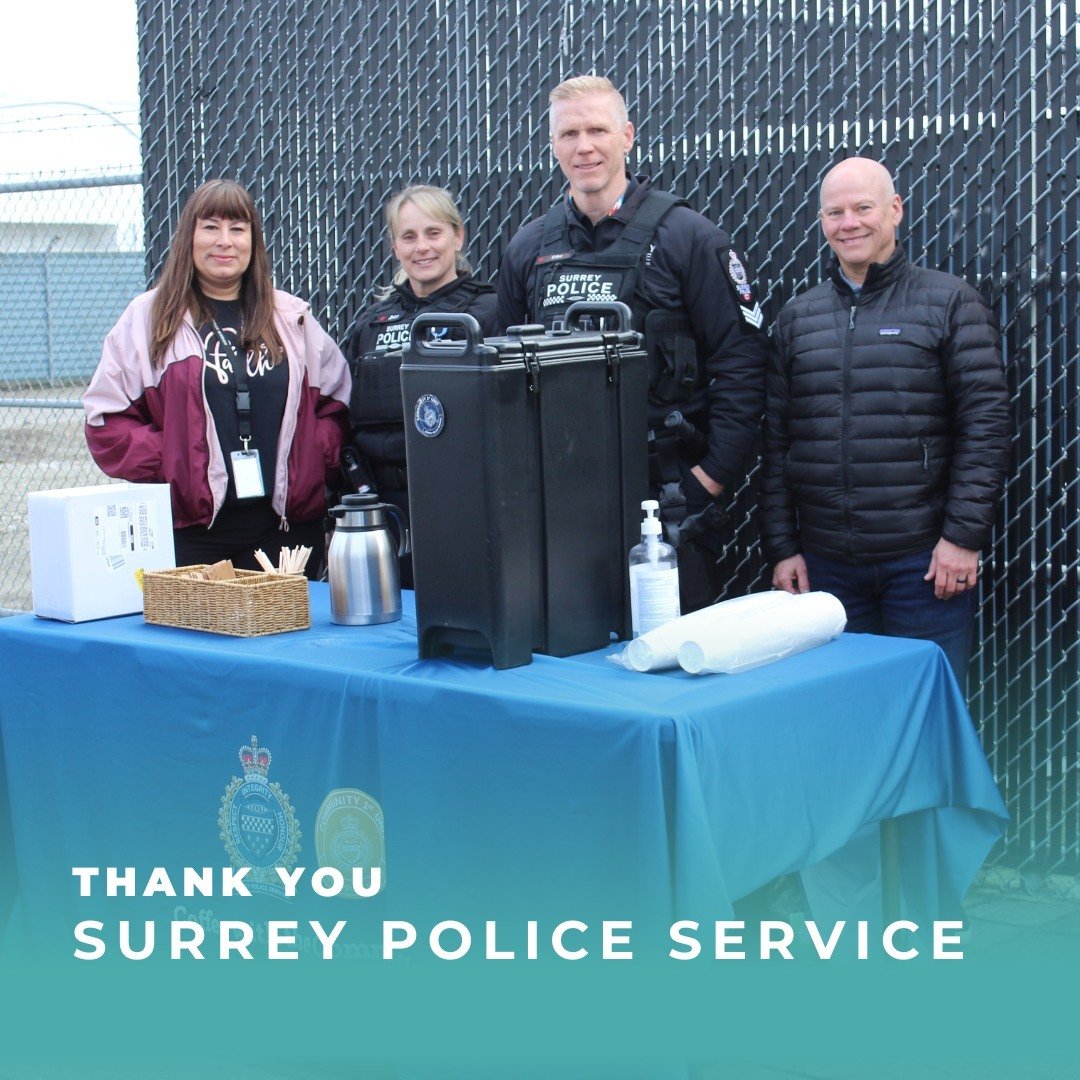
xmin=414 ymin=394 xmax=445 ymax=438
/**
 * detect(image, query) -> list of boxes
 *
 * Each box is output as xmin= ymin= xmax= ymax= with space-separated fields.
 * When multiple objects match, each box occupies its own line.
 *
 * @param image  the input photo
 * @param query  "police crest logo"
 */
xmin=726 ymin=250 xmax=753 ymax=302
xmin=413 ymin=393 xmax=445 ymax=438
xmin=315 ymin=788 xmax=386 ymax=898
xmin=219 ymin=736 xmax=301 ymax=899
xmin=727 ymin=250 xmax=765 ymax=328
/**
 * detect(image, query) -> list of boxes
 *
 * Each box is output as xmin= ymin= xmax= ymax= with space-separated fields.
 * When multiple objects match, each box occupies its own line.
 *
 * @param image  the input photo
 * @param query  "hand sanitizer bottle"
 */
xmin=629 ymin=499 xmax=681 ymax=637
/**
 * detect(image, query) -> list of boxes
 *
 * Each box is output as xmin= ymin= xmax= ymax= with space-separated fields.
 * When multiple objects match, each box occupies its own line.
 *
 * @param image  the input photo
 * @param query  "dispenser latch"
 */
xmin=523 ymin=341 xmax=541 ymax=394
xmin=602 ymin=336 xmax=621 ymax=386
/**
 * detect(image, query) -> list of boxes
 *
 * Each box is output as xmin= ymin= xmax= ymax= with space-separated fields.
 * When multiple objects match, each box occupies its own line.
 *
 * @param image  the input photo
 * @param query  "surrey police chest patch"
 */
xmin=540 ymin=268 xmax=622 ymax=310
xmin=375 ymin=323 xmax=412 ymax=353
xmin=219 ymin=736 xmax=301 ymax=899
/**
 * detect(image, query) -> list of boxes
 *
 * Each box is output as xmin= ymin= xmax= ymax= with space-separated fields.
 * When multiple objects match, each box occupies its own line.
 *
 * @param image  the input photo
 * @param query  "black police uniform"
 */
xmin=344 ymin=273 xmax=498 ymax=585
xmin=496 ymin=175 xmax=768 ymax=608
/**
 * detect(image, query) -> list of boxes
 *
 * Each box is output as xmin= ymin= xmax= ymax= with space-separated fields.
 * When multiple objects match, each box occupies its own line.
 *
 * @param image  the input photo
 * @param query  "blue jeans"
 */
xmin=803 ymin=547 xmax=977 ymax=690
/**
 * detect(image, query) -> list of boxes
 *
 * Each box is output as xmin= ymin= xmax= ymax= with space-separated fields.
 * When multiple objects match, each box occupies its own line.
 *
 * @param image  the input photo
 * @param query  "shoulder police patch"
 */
xmin=726 ymin=251 xmax=754 ymax=303
xmin=725 ymin=250 xmax=764 ymax=328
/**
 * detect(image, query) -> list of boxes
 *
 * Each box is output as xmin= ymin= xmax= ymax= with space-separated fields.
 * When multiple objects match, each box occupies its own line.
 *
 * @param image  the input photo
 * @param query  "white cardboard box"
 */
xmin=28 ymin=482 xmax=176 ymax=622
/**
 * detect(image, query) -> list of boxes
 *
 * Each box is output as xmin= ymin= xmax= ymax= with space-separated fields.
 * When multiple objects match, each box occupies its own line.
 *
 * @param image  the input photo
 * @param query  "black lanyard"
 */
xmin=211 ymin=319 xmax=252 ymax=444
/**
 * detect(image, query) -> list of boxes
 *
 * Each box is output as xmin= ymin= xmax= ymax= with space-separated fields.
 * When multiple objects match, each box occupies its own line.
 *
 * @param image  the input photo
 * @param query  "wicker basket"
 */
xmin=143 ymin=566 xmax=310 ymax=636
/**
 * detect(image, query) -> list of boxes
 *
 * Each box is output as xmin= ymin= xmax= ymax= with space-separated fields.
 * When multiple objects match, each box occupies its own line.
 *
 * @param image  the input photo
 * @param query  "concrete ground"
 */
xmin=694 ymin=882 xmax=1080 ymax=1080
xmin=962 ymin=879 xmax=1080 ymax=958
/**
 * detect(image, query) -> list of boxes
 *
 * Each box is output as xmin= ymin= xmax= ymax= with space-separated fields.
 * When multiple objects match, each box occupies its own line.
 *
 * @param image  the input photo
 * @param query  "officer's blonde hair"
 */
xmin=549 ymin=76 xmax=629 ymax=129
xmin=385 ymin=184 xmax=470 ymax=287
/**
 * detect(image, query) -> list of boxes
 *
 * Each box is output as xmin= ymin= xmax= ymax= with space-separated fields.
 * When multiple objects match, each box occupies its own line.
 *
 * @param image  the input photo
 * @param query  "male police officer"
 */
xmin=761 ymin=158 xmax=1010 ymax=686
xmin=496 ymin=75 xmax=769 ymax=610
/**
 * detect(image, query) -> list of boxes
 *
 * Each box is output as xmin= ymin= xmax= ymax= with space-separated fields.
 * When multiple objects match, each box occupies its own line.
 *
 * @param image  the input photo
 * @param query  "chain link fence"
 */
xmin=2 ymin=0 xmax=1077 ymax=880
xmin=0 ymin=175 xmax=145 ymax=612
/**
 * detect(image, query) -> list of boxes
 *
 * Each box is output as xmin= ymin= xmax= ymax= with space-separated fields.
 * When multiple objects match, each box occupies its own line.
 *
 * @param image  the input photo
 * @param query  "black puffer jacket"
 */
xmin=760 ymin=246 xmax=1010 ymax=564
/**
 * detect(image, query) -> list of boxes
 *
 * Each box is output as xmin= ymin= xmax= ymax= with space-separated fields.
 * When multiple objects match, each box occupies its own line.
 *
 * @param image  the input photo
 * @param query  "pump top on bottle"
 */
xmin=628 ymin=499 xmax=681 ymax=637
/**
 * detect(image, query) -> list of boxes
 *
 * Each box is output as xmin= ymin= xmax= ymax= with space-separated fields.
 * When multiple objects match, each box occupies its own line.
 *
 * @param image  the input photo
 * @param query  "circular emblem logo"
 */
xmin=315 ymin=788 xmax=386 ymax=898
xmin=414 ymin=394 xmax=445 ymax=438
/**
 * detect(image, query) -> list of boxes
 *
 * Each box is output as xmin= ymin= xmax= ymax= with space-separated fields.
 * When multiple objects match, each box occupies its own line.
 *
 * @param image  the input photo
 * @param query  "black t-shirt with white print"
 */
xmin=200 ymin=298 xmax=288 ymax=506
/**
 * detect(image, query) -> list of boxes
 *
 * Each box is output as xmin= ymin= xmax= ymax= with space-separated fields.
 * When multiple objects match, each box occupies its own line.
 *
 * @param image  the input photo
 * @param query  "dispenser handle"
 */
xmin=563 ymin=301 xmax=634 ymax=333
xmin=409 ymin=312 xmax=484 ymax=357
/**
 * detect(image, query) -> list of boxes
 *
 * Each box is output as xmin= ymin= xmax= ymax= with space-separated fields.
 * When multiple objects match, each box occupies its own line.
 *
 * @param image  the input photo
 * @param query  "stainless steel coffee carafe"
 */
xmin=327 ymin=494 xmax=409 ymax=625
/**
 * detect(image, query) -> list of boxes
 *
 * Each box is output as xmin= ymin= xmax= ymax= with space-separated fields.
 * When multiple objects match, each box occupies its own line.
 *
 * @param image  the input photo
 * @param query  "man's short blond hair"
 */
xmin=548 ymin=75 xmax=629 ymax=128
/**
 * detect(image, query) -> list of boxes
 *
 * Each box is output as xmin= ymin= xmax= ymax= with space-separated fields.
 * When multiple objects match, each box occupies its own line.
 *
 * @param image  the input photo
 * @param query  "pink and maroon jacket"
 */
xmin=84 ymin=289 xmax=350 ymax=528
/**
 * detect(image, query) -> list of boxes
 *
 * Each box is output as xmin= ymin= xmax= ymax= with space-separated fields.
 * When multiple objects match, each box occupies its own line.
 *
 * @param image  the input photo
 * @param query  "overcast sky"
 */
xmin=0 ymin=0 xmax=140 ymax=178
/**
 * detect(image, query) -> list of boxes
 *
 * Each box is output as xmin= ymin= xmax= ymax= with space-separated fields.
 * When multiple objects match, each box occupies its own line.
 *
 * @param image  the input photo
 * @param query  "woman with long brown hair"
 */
xmin=84 ymin=179 xmax=350 ymax=576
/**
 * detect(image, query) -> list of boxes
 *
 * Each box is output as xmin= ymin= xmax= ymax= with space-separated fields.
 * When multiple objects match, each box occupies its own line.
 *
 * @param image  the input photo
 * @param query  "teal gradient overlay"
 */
xmin=1 ymin=936 xmax=1077 ymax=1075
xmin=3 ymin=834 xmax=1077 ymax=1075
xmin=1 ymin=771 xmax=1076 ymax=1075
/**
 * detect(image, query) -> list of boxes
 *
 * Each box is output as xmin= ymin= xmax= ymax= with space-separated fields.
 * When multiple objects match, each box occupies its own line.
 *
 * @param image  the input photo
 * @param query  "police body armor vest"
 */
xmin=351 ymin=289 xmax=482 ymax=431
xmin=531 ymin=190 xmax=704 ymax=414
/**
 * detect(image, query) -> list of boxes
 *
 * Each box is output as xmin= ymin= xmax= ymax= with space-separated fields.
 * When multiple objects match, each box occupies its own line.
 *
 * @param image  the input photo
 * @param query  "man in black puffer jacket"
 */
xmin=761 ymin=157 xmax=1010 ymax=687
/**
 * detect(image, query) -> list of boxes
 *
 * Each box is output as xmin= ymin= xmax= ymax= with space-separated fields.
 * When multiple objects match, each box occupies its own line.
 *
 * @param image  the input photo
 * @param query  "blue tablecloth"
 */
xmin=0 ymin=584 xmax=1007 ymax=957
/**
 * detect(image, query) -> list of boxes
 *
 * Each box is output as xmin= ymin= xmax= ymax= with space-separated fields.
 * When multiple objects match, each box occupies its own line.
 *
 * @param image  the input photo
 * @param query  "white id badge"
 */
xmin=230 ymin=449 xmax=266 ymax=499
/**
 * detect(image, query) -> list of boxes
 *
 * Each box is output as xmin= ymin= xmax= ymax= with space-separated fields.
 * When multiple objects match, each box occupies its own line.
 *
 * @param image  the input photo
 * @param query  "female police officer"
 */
xmin=343 ymin=185 xmax=498 ymax=583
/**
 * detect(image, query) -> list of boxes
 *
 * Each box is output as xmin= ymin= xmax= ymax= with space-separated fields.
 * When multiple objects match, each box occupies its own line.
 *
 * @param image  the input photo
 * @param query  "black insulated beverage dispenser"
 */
xmin=400 ymin=306 xmax=648 ymax=669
